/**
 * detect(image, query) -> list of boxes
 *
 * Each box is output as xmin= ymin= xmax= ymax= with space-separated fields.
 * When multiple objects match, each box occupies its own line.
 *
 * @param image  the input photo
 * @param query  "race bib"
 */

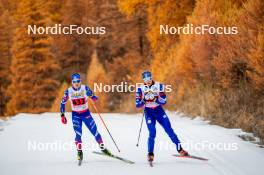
xmin=72 ymin=98 xmax=86 ymax=106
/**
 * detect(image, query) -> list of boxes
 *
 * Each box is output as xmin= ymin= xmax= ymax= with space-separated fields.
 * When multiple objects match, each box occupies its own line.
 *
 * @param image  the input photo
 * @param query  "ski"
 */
xmin=172 ymin=154 xmax=209 ymax=161
xmin=92 ymin=151 xmax=135 ymax=164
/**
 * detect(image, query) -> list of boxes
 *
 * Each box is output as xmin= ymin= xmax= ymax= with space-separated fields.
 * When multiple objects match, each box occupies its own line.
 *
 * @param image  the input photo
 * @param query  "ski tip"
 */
xmin=127 ymin=161 xmax=135 ymax=164
xmin=173 ymin=154 xmax=209 ymax=161
xmin=92 ymin=151 xmax=135 ymax=164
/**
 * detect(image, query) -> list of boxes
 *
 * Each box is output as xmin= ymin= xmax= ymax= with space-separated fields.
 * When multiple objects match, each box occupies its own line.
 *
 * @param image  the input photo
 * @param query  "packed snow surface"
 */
xmin=0 ymin=112 xmax=264 ymax=175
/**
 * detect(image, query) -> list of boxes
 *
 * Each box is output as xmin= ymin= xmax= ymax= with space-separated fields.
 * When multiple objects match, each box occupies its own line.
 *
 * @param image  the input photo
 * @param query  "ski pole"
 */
xmin=91 ymin=102 xmax=121 ymax=152
xmin=136 ymin=112 xmax=144 ymax=147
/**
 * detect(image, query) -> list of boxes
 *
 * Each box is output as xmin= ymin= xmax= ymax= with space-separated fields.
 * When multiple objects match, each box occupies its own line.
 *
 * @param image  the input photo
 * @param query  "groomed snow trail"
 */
xmin=0 ymin=112 xmax=263 ymax=175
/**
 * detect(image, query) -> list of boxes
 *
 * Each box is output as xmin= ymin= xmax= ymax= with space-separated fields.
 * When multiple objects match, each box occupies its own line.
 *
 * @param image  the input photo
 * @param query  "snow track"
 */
xmin=0 ymin=112 xmax=263 ymax=175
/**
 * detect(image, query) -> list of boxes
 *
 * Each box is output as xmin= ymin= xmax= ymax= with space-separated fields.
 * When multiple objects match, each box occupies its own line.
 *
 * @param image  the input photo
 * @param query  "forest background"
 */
xmin=0 ymin=0 xmax=263 ymax=143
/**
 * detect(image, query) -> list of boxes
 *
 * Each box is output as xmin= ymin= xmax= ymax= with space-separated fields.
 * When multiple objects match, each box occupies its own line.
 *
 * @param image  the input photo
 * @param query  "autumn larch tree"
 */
xmin=7 ymin=0 xmax=60 ymax=114
xmin=0 ymin=2 xmax=12 ymax=116
xmin=55 ymin=0 xmax=93 ymax=81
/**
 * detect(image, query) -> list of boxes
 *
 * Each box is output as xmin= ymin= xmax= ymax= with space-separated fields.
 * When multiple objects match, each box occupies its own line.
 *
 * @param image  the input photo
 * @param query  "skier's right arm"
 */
xmin=60 ymin=89 xmax=68 ymax=124
xmin=135 ymin=87 xmax=145 ymax=108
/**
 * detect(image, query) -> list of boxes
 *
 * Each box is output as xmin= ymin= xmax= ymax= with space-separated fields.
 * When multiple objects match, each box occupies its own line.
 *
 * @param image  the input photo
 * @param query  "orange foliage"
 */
xmin=86 ymin=51 xmax=108 ymax=112
xmin=7 ymin=0 xmax=60 ymax=115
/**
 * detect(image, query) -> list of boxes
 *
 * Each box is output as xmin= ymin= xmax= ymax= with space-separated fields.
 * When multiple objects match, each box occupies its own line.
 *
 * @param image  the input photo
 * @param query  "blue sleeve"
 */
xmin=85 ymin=85 xmax=97 ymax=99
xmin=136 ymin=87 xmax=145 ymax=108
xmin=60 ymin=89 xmax=69 ymax=113
xmin=156 ymin=84 xmax=166 ymax=105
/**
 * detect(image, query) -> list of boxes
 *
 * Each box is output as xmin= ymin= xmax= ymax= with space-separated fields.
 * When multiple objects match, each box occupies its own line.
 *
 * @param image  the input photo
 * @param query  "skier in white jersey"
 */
xmin=60 ymin=73 xmax=111 ymax=162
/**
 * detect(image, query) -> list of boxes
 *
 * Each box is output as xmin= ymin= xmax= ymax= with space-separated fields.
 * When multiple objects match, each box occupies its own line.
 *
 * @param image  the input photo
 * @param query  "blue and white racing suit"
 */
xmin=136 ymin=81 xmax=182 ymax=153
xmin=60 ymin=85 xmax=103 ymax=149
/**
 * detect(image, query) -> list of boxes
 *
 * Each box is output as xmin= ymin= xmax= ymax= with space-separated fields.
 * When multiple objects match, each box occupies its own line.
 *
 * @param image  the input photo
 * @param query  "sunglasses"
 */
xmin=72 ymin=79 xmax=81 ymax=83
xmin=143 ymin=77 xmax=152 ymax=82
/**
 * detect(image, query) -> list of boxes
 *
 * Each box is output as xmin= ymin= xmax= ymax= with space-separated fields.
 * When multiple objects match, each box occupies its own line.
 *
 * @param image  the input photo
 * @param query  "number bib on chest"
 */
xmin=68 ymin=85 xmax=88 ymax=112
xmin=140 ymin=82 xmax=161 ymax=108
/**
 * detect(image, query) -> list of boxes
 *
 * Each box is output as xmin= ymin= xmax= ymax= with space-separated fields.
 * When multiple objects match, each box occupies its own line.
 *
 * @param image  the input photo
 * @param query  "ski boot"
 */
xmin=178 ymin=148 xmax=189 ymax=156
xmin=77 ymin=150 xmax=83 ymax=166
xmin=147 ymin=152 xmax=154 ymax=162
xmin=99 ymin=143 xmax=112 ymax=156
xmin=77 ymin=150 xmax=83 ymax=161
xmin=147 ymin=152 xmax=154 ymax=167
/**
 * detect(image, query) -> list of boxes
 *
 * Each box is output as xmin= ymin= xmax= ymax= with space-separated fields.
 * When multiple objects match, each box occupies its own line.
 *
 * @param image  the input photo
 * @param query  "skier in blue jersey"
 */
xmin=60 ymin=73 xmax=111 ymax=162
xmin=136 ymin=71 xmax=189 ymax=162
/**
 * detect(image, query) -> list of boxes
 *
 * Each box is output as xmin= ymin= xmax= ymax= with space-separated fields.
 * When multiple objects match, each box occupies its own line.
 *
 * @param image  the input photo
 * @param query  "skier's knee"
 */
xmin=90 ymin=126 xmax=98 ymax=136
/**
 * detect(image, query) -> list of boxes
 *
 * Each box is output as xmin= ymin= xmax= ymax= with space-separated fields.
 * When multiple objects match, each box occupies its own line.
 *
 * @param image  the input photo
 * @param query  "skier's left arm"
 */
xmin=155 ymin=84 xmax=167 ymax=105
xmin=85 ymin=85 xmax=98 ymax=101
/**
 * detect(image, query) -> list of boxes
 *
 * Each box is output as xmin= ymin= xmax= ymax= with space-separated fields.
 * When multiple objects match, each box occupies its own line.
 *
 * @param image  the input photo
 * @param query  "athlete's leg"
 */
xmin=155 ymin=106 xmax=182 ymax=151
xmin=72 ymin=112 xmax=83 ymax=150
xmin=82 ymin=110 xmax=103 ymax=144
xmin=145 ymin=108 xmax=157 ymax=153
